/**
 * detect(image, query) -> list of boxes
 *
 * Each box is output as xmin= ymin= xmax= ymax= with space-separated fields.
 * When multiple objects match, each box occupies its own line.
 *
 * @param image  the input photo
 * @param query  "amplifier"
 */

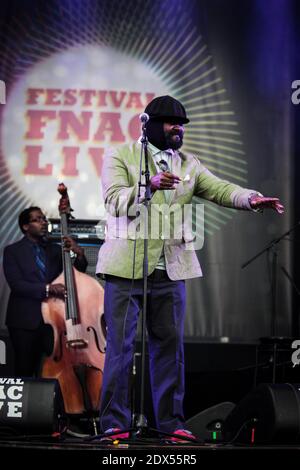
xmin=48 ymin=218 xmax=106 ymax=243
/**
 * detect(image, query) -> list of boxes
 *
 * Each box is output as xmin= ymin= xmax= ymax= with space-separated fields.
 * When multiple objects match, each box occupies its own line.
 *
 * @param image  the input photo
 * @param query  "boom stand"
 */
xmin=242 ymin=222 xmax=300 ymax=384
xmin=242 ymin=221 xmax=300 ymax=337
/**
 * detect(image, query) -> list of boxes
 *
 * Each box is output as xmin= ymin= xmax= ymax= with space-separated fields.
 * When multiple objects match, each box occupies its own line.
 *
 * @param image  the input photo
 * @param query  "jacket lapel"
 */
xmin=168 ymin=151 xmax=183 ymax=205
xmin=147 ymin=147 xmax=165 ymax=205
xmin=22 ymin=237 xmax=46 ymax=280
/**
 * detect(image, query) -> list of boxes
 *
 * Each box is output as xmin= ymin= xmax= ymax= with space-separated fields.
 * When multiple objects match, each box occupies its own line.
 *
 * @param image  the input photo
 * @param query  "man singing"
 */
xmin=96 ymin=95 xmax=284 ymax=443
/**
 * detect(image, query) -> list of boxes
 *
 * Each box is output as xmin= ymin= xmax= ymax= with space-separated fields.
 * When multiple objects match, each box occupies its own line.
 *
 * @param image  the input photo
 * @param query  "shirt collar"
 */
xmin=138 ymin=139 xmax=175 ymax=157
xmin=24 ymin=235 xmax=48 ymax=248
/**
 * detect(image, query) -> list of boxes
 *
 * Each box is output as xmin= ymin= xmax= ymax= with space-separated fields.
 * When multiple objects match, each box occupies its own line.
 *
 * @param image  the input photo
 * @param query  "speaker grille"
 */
xmin=80 ymin=244 xmax=100 ymax=279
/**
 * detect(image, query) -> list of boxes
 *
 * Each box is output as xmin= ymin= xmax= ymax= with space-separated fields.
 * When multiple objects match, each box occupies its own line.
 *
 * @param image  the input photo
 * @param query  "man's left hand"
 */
xmin=63 ymin=236 xmax=85 ymax=257
xmin=249 ymin=195 xmax=284 ymax=214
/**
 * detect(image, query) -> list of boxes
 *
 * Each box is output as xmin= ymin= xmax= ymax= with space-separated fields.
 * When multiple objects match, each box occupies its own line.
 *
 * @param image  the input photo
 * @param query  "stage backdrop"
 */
xmin=0 ymin=0 xmax=295 ymax=339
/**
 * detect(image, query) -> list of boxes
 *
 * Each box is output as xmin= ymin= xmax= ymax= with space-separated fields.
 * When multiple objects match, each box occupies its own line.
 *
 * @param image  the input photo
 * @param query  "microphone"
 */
xmin=139 ymin=113 xmax=149 ymax=123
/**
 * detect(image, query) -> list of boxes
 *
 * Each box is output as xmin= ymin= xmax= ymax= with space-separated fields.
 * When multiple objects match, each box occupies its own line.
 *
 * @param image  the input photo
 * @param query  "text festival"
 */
xmin=24 ymin=88 xmax=155 ymax=177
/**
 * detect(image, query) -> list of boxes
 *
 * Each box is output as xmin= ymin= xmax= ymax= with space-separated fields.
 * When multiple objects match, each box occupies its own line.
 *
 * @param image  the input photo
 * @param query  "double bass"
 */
xmin=42 ymin=183 xmax=106 ymax=416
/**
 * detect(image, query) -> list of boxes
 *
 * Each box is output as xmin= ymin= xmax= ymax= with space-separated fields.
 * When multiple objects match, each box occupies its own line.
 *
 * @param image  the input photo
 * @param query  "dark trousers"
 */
xmin=99 ymin=270 xmax=186 ymax=433
xmin=8 ymin=323 xmax=53 ymax=377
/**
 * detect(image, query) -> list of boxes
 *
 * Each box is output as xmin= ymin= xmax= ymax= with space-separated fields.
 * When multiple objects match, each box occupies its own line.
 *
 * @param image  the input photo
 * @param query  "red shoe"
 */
xmin=101 ymin=428 xmax=129 ymax=441
xmin=168 ymin=429 xmax=197 ymax=444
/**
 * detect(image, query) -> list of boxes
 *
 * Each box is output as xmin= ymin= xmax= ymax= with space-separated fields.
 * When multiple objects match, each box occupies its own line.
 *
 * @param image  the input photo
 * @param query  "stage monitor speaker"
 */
xmin=0 ymin=377 xmax=65 ymax=435
xmin=224 ymin=383 xmax=300 ymax=444
xmin=186 ymin=401 xmax=235 ymax=442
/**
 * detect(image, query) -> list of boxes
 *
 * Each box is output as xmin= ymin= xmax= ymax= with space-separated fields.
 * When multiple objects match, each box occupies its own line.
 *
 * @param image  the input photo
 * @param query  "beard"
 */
xmin=164 ymin=129 xmax=184 ymax=150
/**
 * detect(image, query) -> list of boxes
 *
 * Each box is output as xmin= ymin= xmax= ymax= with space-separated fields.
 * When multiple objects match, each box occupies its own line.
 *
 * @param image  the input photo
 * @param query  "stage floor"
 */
xmin=0 ymin=434 xmax=299 ymax=464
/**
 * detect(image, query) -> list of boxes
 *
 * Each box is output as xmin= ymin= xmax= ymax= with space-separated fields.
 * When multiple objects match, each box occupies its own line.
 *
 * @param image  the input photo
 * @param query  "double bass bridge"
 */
xmin=65 ymin=319 xmax=88 ymax=349
xmin=66 ymin=338 xmax=88 ymax=349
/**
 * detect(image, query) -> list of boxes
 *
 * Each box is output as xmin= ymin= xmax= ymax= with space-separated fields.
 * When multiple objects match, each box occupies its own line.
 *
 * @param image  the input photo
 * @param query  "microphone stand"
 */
xmin=134 ymin=116 xmax=152 ymax=434
xmin=131 ymin=118 xmax=198 ymax=444
xmin=241 ymin=221 xmax=300 ymax=337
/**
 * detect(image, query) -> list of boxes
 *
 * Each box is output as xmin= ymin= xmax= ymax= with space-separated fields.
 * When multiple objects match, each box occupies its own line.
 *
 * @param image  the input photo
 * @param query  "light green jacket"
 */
xmin=96 ymin=143 xmax=256 ymax=280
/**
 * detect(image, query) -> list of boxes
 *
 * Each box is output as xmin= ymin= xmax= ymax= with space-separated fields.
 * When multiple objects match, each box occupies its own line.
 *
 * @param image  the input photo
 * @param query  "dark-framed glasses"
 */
xmin=29 ymin=216 xmax=48 ymax=224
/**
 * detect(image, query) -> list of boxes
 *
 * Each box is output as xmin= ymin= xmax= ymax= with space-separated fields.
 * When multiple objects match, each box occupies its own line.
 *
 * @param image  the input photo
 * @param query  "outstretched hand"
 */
xmin=249 ymin=195 xmax=284 ymax=214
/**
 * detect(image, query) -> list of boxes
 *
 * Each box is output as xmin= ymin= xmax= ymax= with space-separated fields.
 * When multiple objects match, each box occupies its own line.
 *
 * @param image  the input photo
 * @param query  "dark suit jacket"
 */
xmin=3 ymin=236 xmax=87 ymax=330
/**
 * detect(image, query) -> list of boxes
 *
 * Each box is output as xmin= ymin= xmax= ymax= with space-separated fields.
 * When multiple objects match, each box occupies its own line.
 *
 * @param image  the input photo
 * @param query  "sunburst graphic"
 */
xmin=0 ymin=0 xmax=248 ymax=260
